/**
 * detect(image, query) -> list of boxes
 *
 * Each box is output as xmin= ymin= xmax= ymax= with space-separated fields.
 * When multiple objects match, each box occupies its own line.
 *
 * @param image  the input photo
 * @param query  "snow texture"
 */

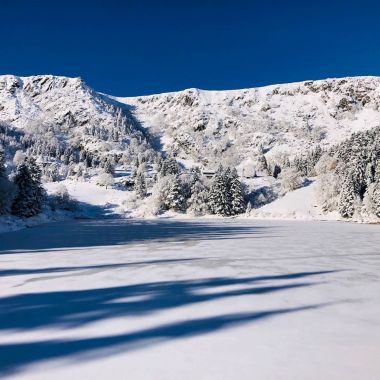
xmin=0 ymin=218 xmax=379 ymax=379
xmin=2 ymin=75 xmax=380 ymax=227
xmin=117 ymin=76 xmax=380 ymax=165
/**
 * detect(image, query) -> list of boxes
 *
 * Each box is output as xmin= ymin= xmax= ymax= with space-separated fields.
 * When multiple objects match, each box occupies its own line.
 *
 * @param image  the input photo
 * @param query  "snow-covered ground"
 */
xmin=45 ymin=180 xmax=132 ymax=217
xmin=251 ymin=181 xmax=340 ymax=221
xmin=1 ymin=219 xmax=379 ymax=379
xmin=46 ymin=178 xmax=342 ymax=222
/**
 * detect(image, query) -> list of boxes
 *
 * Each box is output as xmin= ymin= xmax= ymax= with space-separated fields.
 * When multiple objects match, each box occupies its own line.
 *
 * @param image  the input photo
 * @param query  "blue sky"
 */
xmin=1 ymin=0 xmax=380 ymax=96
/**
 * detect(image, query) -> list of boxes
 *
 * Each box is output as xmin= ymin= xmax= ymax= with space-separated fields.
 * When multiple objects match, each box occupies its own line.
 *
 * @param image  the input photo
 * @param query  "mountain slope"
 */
xmin=0 ymin=75 xmax=147 ymax=155
xmin=1 ymin=75 xmax=380 ymax=224
xmin=116 ymin=76 xmax=380 ymax=168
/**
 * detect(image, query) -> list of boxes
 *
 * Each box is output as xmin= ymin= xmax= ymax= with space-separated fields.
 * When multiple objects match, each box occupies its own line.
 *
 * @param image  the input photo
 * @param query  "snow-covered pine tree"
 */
xmin=256 ymin=153 xmax=268 ymax=174
xmin=26 ymin=157 xmax=44 ymax=214
xmin=347 ymin=155 xmax=366 ymax=200
xmin=208 ymin=165 xmax=232 ymax=216
xmin=365 ymin=162 xmax=375 ymax=188
xmin=371 ymin=180 xmax=380 ymax=217
xmin=11 ymin=161 xmax=42 ymax=217
xmin=134 ymin=156 xmax=140 ymax=169
xmin=208 ymin=166 xmax=222 ymax=214
xmin=329 ymin=127 xmax=380 ymax=218
xmin=229 ymin=168 xmax=246 ymax=215
xmin=165 ymin=174 xmax=185 ymax=212
xmin=0 ymin=150 xmax=15 ymax=215
xmin=187 ymin=176 xmax=209 ymax=216
xmin=161 ymin=158 xmax=180 ymax=176
xmin=156 ymin=156 xmax=164 ymax=173
xmin=103 ymin=157 xmax=115 ymax=174
xmin=338 ymin=173 xmax=358 ymax=218
xmin=0 ymin=150 xmax=5 ymax=178
xmin=371 ymin=165 xmax=380 ymax=217
xmin=134 ymin=172 xmax=147 ymax=199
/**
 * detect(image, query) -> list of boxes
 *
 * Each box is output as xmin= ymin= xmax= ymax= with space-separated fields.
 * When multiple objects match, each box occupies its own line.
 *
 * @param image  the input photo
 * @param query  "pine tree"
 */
xmin=372 ymin=181 xmax=380 ymax=217
xmin=208 ymin=166 xmax=232 ymax=216
xmin=26 ymin=157 xmax=44 ymax=214
xmin=187 ymin=177 xmax=209 ymax=216
xmin=0 ymin=150 xmax=5 ymax=178
xmin=260 ymin=154 xmax=268 ymax=173
xmin=338 ymin=174 xmax=357 ymax=218
xmin=161 ymin=158 xmax=179 ymax=176
xmin=0 ymin=150 xmax=15 ymax=215
xmin=134 ymin=172 xmax=147 ymax=199
xmin=229 ymin=168 xmax=246 ymax=215
xmin=272 ymin=164 xmax=281 ymax=179
xmin=165 ymin=175 xmax=185 ymax=211
xmin=208 ymin=166 xmax=222 ymax=214
xmin=103 ymin=158 xmax=115 ymax=174
xmin=11 ymin=163 xmax=37 ymax=217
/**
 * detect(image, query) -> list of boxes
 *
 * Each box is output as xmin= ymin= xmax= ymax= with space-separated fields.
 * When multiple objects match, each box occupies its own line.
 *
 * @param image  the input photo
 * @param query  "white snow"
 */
xmin=44 ymin=179 xmax=340 ymax=223
xmin=116 ymin=76 xmax=380 ymax=163
xmin=2 ymin=74 xmax=380 ymax=228
xmin=251 ymin=181 xmax=340 ymax=221
xmin=1 ymin=219 xmax=379 ymax=379
xmin=45 ymin=180 xmax=131 ymax=217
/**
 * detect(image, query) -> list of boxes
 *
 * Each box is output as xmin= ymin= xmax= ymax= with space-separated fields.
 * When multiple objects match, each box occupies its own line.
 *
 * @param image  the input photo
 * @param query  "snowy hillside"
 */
xmin=0 ymin=75 xmax=148 ymax=155
xmin=0 ymin=75 xmax=129 ymax=130
xmin=1 ymin=75 xmax=380 ymax=226
xmin=118 ymin=76 xmax=380 ymax=167
xmin=2 ymin=74 xmax=380 ymax=168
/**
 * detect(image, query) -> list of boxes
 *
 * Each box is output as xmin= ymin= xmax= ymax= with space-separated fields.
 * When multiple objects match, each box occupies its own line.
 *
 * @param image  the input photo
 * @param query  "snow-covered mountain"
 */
xmin=117 ymin=76 xmax=380 ymax=167
xmin=1 ymin=74 xmax=380 ymax=225
xmin=2 ymin=74 xmax=380 ymax=167
xmin=0 ymin=75 xmax=146 ymax=154
xmin=0 ymin=75 xmax=129 ymax=128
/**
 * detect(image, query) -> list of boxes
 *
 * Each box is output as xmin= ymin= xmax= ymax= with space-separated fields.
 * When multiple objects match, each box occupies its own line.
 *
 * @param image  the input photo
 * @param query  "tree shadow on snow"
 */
xmin=0 ymin=258 xmax=202 ymax=278
xmin=0 ymin=218 xmax=279 ymax=254
xmin=0 ymin=306 xmax=321 ymax=377
xmin=0 ymin=270 xmax=338 ymax=376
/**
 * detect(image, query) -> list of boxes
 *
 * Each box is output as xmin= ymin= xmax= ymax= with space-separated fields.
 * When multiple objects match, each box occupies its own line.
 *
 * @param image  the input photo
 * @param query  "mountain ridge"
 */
xmin=2 ymin=74 xmax=380 ymax=170
xmin=114 ymin=75 xmax=380 ymax=168
xmin=115 ymin=75 xmax=380 ymax=98
xmin=1 ymin=74 xmax=380 ymax=224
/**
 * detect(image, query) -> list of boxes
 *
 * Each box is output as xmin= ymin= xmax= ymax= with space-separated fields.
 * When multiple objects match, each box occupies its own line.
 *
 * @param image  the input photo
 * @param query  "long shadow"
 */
xmin=0 ymin=271 xmax=335 ymax=332
xmin=0 ymin=219 xmax=277 ymax=254
xmin=0 ymin=271 xmax=337 ymax=376
xmin=0 ymin=258 xmax=202 ymax=277
xmin=74 ymin=200 xmax=121 ymax=219
xmin=0 ymin=304 xmax=323 ymax=377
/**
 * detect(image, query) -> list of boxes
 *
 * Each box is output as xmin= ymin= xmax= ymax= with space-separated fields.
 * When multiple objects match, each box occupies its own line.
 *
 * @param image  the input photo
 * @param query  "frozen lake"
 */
xmin=0 ymin=218 xmax=379 ymax=379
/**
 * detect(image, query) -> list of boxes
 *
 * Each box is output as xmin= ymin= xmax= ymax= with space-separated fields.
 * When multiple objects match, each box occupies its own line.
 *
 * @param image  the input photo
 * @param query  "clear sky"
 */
xmin=1 ymin=0 xmax=380 ymax=96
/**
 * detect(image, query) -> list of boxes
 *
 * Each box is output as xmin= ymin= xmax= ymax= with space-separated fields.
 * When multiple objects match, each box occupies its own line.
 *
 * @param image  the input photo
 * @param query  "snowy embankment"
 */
xmin=0 ymin=219 xmax=379 ymax=379
xmin=0 ymin=180 xmax=131 ymax=234
xmin=45 ymin=180 xmax=131 ymax=217
xmin=0 ymin=179 xmax=341 ymax=235
xmin=251 ymin=181 xmax=340 ymax=221
xmin=47 ymin=179 xmax=342 ymax=222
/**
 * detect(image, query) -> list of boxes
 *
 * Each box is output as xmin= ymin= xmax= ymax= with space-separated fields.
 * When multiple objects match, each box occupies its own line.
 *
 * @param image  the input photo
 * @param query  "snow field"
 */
xmin=0 ymin=218 xmax=379 ymax=379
